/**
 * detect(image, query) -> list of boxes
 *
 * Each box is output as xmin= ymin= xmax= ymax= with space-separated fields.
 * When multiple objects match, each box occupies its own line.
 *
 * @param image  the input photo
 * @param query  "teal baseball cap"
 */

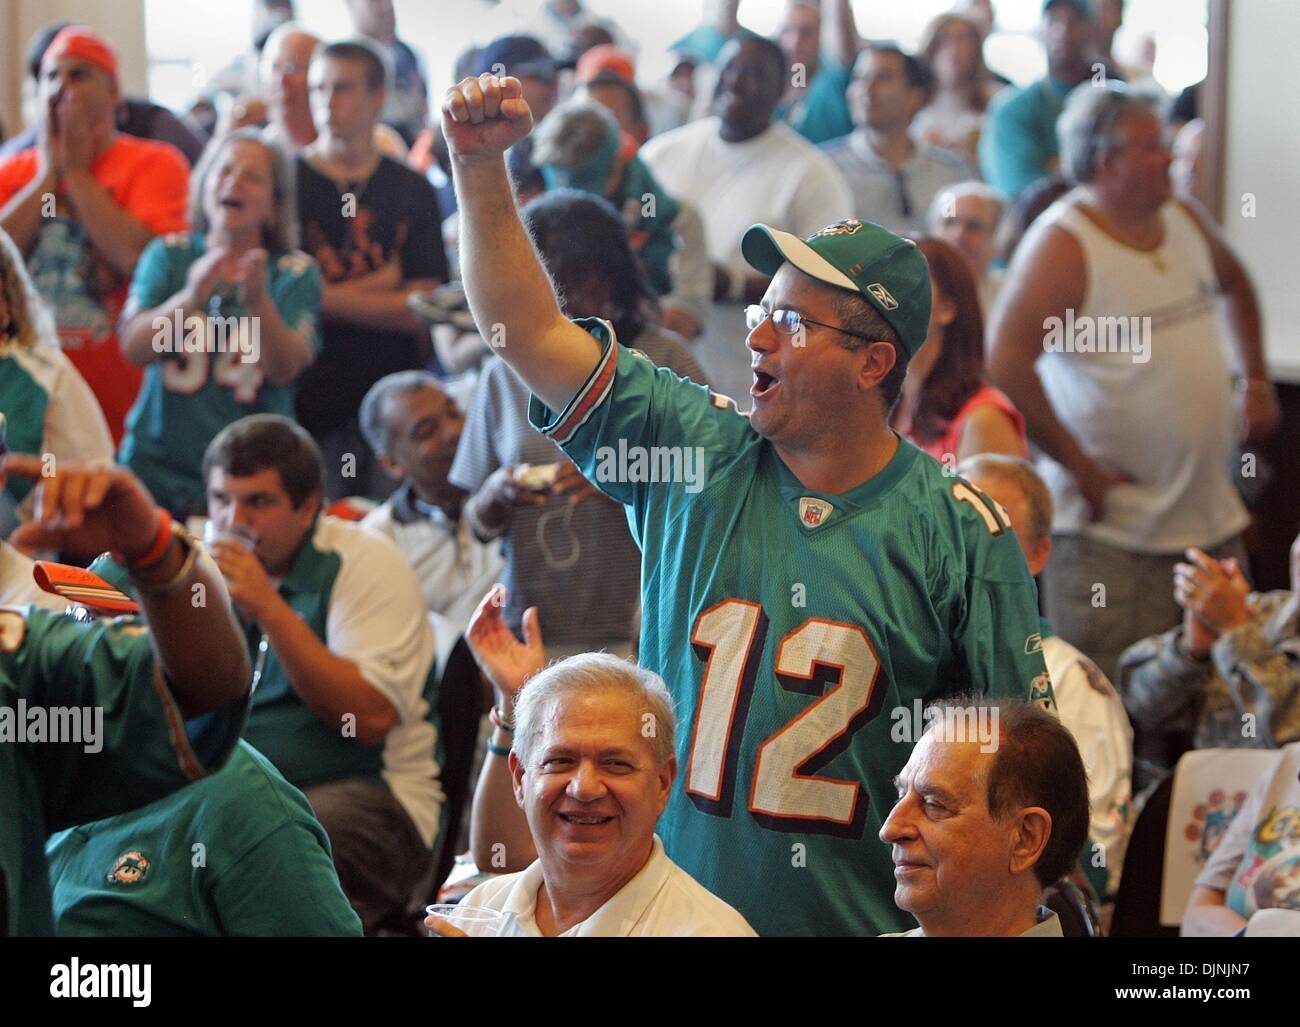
xmin=741 ymin=218 xmax=932 ymax=357
xmin=1044 ymin=0 xmax=1093 ymax=17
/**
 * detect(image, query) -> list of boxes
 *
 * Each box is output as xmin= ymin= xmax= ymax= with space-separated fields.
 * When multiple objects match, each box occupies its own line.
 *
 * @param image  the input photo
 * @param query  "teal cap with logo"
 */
xmin=741 ymin=218 xmax=931 ymax=357
xmin=1044 ymin=0 xmax=1093 ymax=17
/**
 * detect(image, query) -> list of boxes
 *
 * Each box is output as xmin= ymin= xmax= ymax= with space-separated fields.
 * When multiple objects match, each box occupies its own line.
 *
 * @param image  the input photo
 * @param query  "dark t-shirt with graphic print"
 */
xmin=294 ymin=155 xmax=447 ymax=436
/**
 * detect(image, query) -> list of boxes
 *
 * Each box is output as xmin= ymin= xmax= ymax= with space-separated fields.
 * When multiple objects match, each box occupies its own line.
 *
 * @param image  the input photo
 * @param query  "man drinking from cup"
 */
xmin=202 ymin=412 xmax=443 ymax=934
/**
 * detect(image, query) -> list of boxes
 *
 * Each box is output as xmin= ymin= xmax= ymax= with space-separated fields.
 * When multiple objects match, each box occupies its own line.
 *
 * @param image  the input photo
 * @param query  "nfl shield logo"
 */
xmin=798 ymin=497 xmax=833 ymax=529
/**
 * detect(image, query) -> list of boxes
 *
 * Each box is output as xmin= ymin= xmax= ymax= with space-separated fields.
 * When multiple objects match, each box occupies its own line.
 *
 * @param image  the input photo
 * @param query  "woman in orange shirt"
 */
xmin=892 ymin=235 xmax=1028 ymax=466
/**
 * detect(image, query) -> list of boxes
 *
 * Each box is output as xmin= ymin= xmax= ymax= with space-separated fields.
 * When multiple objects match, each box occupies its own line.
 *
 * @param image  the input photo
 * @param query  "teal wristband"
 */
xmin=487 ymin=741 xmax=512 ymax=758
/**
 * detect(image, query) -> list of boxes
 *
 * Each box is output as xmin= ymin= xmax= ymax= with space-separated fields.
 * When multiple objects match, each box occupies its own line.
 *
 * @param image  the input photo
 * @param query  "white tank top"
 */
xmin=1035 ymin=199 xmax=1248 ymax=553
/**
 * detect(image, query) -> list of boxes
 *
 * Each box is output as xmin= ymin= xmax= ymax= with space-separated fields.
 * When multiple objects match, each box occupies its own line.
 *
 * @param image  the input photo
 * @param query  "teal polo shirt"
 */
xmin=240 ymin=516 xmax=445 ymax=850
xmin=47 ymin=740 xmax=362 ymax=936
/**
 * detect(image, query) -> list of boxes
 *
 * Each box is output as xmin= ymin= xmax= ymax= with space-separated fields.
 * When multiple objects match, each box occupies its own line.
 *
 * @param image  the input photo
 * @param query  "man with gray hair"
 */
xmin=988 ymin=81 xmax=1278 ymax=693
xmin=259 ymin=22 xmax=324 ymax=153
xmin=927 ymin=181 xmax=1006 ymax=318
xmin=359 ymin=371 xmax=502 ymax=632
xmin=959 ymin=455 xmax=1132 ymax=895
xmin=433 ymin=585 xmax=755 ymax=936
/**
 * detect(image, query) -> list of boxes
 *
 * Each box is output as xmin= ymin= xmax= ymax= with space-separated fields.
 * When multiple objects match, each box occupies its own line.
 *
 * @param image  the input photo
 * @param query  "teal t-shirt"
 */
xmin=614 ymin=155 xmax=680 ymax=297
xmin=779 ymin=55 xmax=854 ymax=145
xmin=529 ymin=322 xmax=1055 ymax=936
xmin=0 ymin=348 xmax=50 ymax=504
xmin=47 ymin=741 xmax=362 ymax=937
xmin=979 ymin=77 xmax=1073 ymax=199
xmin=118 ymin=232 xmax=322 ymax=517
xmin=0 ymin=606 xmax=248 ymax=936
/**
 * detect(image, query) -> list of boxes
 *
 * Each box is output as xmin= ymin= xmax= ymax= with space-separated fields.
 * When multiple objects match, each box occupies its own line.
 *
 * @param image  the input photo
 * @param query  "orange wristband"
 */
xmin=117 ymin=509 xmax=173 ymax=569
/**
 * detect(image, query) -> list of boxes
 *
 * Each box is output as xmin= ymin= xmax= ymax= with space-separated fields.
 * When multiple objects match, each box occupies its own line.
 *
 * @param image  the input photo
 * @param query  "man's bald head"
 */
xmin=927 ymin=182 xmax=1004 ymax=278
xmin=261 ymin=22 xmax=321 ymax=112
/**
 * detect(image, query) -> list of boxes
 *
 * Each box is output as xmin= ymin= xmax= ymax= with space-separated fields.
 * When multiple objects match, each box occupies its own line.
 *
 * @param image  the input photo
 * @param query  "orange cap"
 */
xmin=576 ymin=45 xmax=635 ymax=85
xmin=41 ymin=27 xmax=120 ymax=89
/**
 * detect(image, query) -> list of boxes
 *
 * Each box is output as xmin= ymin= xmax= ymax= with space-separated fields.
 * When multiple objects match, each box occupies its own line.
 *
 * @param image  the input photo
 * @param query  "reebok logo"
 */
xmin=867 ymin=283 xmax=898 ymax=310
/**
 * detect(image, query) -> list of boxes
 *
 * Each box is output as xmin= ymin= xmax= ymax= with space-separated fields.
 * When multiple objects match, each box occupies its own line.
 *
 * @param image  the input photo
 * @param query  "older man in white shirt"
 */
xmin=429 ymin=588 xmax=755 ymax=937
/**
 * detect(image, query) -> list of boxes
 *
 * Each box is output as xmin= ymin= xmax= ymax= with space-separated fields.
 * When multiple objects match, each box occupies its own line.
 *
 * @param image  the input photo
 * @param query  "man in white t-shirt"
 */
xmin=431 ymin=599 xmax=755 ymax=938
xmin=960 ymin=454 xmax=1133 ymax=895
xmin=640 ymin=33 xmax=852 ymax=402
xmin=988 ymin=83 xmax=1279 ymax=685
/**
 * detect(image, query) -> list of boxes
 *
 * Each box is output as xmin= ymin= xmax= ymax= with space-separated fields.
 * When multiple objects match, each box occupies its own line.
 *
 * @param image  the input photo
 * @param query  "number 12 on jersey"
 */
xmin=686 ymin=599 xmax=887 ymax=838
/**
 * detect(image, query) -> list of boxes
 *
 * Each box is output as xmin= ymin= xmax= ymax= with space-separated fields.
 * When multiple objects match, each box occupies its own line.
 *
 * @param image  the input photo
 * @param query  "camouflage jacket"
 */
xmin=1115 ymin=591 xmax=1300 ymax=749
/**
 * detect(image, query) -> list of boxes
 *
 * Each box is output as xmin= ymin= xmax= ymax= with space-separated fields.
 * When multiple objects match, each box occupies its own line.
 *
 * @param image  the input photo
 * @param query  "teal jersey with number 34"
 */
xmin=117 ymin=232 xmax=322 ymax=516
xmin=529 ymin=322 xmax=1054 ymax=937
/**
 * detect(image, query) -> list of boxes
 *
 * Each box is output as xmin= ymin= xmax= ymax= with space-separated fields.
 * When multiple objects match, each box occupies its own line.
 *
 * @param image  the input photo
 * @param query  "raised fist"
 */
xmin=441 ymin=74 xmax=534 ymax=160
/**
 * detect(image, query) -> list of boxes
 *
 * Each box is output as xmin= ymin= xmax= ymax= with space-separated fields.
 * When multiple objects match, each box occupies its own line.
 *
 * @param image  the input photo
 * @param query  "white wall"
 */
xmin=1222 ymin=0 xmax=1300 ymax=383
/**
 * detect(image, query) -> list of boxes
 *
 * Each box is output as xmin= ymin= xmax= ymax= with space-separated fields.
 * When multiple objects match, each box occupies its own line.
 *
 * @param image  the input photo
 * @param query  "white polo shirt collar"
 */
xmin=500 ymin=836 xmax=674 ymax=937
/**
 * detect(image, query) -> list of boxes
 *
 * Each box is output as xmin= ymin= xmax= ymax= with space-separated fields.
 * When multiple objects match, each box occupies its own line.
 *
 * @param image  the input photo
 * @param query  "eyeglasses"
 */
xmin=744 ymin=304 xmax=873 ymax=342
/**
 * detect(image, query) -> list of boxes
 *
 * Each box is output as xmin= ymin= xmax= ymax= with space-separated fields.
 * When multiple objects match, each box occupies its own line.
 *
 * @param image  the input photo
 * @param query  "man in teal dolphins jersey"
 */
xmin=42 ymin=557 xmax=361 ymax=938
xmin=442 ymin=74 xmax=1054 ymax=936
xmin=0 ymin=454 xmax=251 ymax=935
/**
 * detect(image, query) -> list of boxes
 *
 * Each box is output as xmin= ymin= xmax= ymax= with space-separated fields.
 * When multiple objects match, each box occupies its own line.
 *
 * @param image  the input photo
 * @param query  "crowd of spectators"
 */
xmin=2 ymin=0 xmax=1294 ymax=941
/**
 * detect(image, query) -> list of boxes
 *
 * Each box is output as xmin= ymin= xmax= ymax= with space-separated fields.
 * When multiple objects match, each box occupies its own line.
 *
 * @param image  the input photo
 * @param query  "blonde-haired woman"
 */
xmin=0 ymin=227 xmax=113 ymax=516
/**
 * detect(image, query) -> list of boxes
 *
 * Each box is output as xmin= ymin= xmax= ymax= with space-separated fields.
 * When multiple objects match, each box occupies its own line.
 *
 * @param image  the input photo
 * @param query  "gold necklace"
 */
xmin=1088 ymin=201 xmax=1167 ymax=272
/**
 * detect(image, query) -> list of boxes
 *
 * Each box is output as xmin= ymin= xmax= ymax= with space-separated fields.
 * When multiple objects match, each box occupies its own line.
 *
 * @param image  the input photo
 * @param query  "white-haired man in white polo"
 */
xmin=428 ymin=586 xmax=756 ymax=938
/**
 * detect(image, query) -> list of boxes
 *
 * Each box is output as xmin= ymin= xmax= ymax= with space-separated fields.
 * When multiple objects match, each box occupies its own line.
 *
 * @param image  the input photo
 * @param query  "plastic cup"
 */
xmin=425 ymin=904 xmax=510 ymax=937
xmin=202 ymin=521 xmax=259 ymax=551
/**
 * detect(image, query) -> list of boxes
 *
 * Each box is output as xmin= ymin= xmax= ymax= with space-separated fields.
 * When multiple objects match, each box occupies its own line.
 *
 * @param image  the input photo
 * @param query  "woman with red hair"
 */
xmin=892 ymin=235 xmax=1027 ymax=465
